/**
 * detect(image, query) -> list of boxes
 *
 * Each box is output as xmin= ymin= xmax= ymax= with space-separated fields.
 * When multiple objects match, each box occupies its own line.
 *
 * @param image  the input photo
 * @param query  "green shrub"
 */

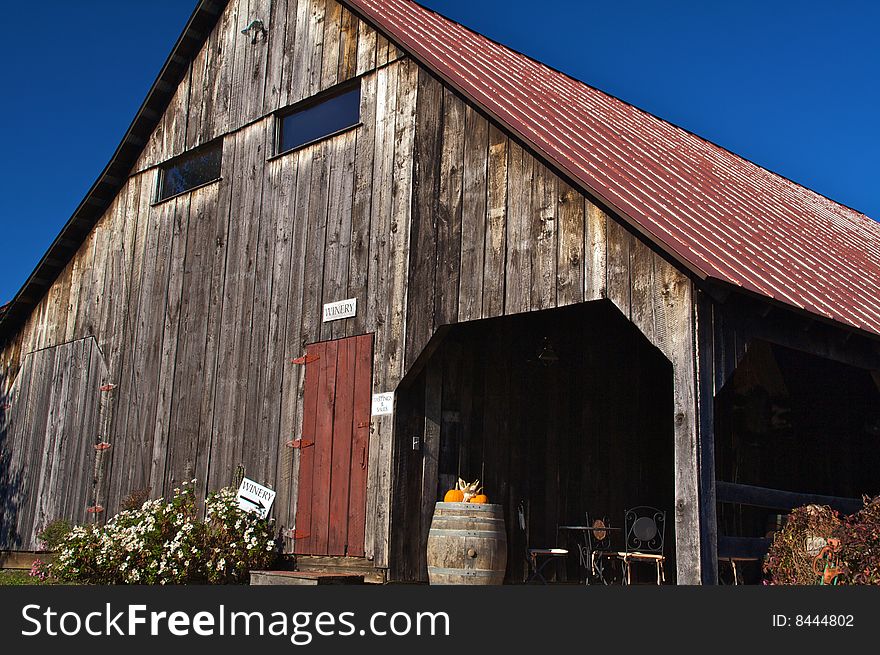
xmin=36 ymin=519 xmax=72 ymax=551
xmin=50 ymin=482 xmax=278 ymax=584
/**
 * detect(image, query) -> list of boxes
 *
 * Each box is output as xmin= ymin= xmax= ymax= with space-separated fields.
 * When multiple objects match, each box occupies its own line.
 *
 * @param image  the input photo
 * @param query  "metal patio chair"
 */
xmin=518 ymin=501 xmax=568 ymax=584
xmin=584 ymin=513 xmax=616 ymax=584
xmin=613 ymin=506 xmax=666 ymax=585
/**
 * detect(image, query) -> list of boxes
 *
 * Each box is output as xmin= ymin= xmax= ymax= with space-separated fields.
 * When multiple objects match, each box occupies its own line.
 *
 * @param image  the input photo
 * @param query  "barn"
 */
xmin=1 ymin=0 xmax=879 ymax=585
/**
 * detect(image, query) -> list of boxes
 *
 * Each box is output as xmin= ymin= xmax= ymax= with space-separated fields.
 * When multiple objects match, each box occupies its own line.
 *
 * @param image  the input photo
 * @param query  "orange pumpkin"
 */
xmin=470 ymin=494 xmax=489 ymax=504
xmin=444 ymin=489 xmax=464 ymax=502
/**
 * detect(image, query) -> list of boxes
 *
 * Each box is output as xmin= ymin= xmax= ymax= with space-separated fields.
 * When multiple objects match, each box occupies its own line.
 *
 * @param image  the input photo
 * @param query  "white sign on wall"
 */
xmin=371 ymin=392 xmax=394 ymax=416
xmin=236 ymin=477 xmax=276 ymax=520
xmin=322 ymin=298 xmax=357 ymax=322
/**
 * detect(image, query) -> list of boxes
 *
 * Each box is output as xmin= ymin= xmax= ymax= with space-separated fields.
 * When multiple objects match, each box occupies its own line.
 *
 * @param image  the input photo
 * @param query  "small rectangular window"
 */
xmin=157 ymin=140 xmax=222 ymax=202
xmin=278 ymin=84 xmax=361 ymax=155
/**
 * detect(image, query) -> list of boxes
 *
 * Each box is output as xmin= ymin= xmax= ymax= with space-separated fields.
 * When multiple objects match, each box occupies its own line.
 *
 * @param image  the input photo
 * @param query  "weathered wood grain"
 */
xmin=320 ymin=131 xmax=357 ymax=342
xmin=434 ymin=87 xmax=464 ymax=328
xmin=585 ymin=201 xmax=608 ymax=301
xmin=606 ymin=214 xmax=632 ymax=319
xmin=403 ymin=67 xmax=443 ymax=369
xmin=556 ymin=179 xmax=585 ymax=307
xmin=483 ymin=125 xmax=509 ymax=319
xmin=458 ymin=105 xmax=489 ymax=322
xmin=355 ymin=15 xmax=377 ymax=75
xmin=209 ymin=122 xmax=268 ymax=490
xmin=530 ymin=162 xmax=557 ymax=311
xmin=320 ymin=0 xmax=342 ymax=90
xmin=347 ymin=73 xmax=377 ymax=337
xmin=504 ymin=140 xmax=532 ymax=316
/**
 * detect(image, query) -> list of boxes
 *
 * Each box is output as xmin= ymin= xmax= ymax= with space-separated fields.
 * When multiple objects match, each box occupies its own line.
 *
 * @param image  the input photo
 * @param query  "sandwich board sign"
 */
xmin=237 ymin=477 xmax=276 ymax=520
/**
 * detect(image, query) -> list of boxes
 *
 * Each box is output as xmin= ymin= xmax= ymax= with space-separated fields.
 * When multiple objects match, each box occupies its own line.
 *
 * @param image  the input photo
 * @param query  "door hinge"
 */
xmin=290 ymin=353 xmax=320 ymax=365
xmin=285 ymin=438 xmax=315 ymax=449
xmin=287 ymin=529 xmax=309 ymax=540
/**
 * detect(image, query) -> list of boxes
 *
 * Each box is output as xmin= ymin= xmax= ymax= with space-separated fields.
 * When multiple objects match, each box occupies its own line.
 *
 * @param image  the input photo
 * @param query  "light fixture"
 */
xmin=241 ymin=19 xmax=267 ymax=44
xmin=537 ymin=337 xmax=559 ymax=366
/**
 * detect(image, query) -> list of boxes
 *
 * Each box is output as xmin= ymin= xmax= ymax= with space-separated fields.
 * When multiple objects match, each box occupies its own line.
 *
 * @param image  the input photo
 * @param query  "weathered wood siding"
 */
xmin=0 ymin=0 xmax=711 ymax=580
xmin=403 ymin=71 xmax=704 ymax=583
xmin=0 ymin=338 xmax=107 ymax=550
xmin=0 ymin=0 xmax=411 ymax=568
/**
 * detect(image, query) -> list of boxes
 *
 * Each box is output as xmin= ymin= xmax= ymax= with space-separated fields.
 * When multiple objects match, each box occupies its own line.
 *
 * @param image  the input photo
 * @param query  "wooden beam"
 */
xmin=717 ymin=536 xmax=771 ymax=560
xmin=716 ymin=481 xmax=863 ymax=514
xmin=694 ymin=291 xmax=718 ymax=584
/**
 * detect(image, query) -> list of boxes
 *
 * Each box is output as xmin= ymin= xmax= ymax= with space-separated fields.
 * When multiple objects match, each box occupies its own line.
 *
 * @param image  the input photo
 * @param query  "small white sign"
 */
xmin=237 ymin=477 xmax=276 ymax=520
xmin=371 ymin=392 xmax=394 ymax=416
xmin=322 ymin=298 xmax=357 ymax=323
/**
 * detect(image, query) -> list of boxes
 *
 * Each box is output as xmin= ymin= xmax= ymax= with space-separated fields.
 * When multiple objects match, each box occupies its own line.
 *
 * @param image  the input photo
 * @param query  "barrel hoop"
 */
xmin=427 ymin=567 xmax=500 ymax=577
xmin=428 ymin=528 xmax=507 ymax=540
xmin=430 ymin=518 xmax=505 ymax=527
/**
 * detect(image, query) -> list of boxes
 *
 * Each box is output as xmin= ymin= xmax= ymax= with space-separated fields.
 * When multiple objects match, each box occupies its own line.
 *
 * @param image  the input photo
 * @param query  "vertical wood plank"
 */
xmin=530 ymin=163 xmax=557 ymax=311
xmin=320 ymin=131 xmax=357 ymax=342
xmin=279 ymin=146 xmax=314 ymax=551
xmin=585 ymin=201 xmax=608 ymax=301
xmin=263 ymin=0 xmax=292 ymax=115
xmin=630 ymin=236 xmax=657 ymax=344
xmin=262 ymin=153 xmax=298 ymax=532
xmin=695 ymin=289 xmax=719 ymax=584
xmin=606 ymin=216 xmax=632 ymax=318
xmin=347 ymin=333 xmax=373 ymax=557
xmin=458 ymin=105 xmax=489 ymax=323
xmin=483 ymin=125 xmax=509 ymax=319
xmin=403 ymin=67 xmax=442 ymax=369
xmin=434 ymin=87 xmax=464 ymax=328
xmin=205 ymin=0 xmax=240 ymax=142
xmin=355 ymin=17 xmax=377 ymax=75
xmin=308 ymin=0 xmax=327 ymax=97
xmin=556 ymin=179 xmax=585 ymax=307
xmin=150 ymin=196 xmax=191 ymax=496
xmin=419 ymin=357 xmax=442 ymax=579
xmin=320 ymin=0 xmax=342 ymax=90
xmin=293 ymin=341 xmax=322 ymax=554
xmin=372 ymin=58 xmax=418 ymax=568
xmin=338 ymin=7 xmax=359 ymax=82
xmin=209 ymin=123 xmax=268 ymax=490
xmin=651 ymin=254 xmax=703 ymax=584
xmin=328 ymin=336 xmax=355 ymax=555
xmin=347 ymin=72 xmax=377 ymax=337
xmin=164 ymin=185 xmax=221 ymax=501
xmin=311 ymin=339 xmax=338 ymax=554
xmin=504 ymin=141 xmax=532 ymax=315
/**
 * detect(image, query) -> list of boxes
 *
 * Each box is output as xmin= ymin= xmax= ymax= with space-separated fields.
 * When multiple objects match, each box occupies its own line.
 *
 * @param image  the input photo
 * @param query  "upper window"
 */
xmin=278 ymin=84 xmax=361 ymax=155
xmin=157 ymin=140 xmax=222 ymax=202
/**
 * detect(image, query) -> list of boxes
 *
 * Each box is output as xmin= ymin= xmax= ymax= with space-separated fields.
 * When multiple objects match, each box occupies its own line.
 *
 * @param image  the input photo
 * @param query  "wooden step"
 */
xmin=294 ymin=555 xmax=386 ymax=584
xmin=250 ymin=570 xmax=365 ymax=586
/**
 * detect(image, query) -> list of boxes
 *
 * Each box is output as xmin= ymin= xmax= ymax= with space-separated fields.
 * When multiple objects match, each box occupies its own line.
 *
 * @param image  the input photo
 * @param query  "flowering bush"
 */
xmin=50 ymin=482 xmax=278 ymax=584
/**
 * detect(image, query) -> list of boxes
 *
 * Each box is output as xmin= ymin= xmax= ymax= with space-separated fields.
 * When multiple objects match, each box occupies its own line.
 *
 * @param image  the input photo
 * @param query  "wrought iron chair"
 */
xmin=584 ymin=513 xmax=615 ymax=584
xmin=613 ymin=506 xmax=666 ymax=585
xmin=518 ymin=501 xmax=568 ymax=584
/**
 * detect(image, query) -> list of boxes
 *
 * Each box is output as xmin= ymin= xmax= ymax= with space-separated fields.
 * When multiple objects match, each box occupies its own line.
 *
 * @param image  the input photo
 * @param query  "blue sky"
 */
xmin=0 ymin=0 xmax=877 ymax=305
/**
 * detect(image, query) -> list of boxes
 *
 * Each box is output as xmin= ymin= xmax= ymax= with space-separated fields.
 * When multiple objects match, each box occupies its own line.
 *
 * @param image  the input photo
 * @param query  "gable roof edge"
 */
xmin=0 ymin=0 xmax=228 ymax=342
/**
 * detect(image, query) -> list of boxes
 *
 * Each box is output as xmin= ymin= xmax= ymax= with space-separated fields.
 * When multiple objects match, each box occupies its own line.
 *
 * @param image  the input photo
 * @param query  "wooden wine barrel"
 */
xmin=426 ymin=502 xmax=507 ymax=584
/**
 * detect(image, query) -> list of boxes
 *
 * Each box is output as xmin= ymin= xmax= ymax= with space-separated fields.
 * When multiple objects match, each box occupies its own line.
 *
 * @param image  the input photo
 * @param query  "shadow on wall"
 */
xmin=0 ymin=367 xmax=24 ymax=553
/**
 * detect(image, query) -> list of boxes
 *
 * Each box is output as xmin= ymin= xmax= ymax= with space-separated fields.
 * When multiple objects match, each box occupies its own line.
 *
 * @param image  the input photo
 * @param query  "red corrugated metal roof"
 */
xmin=345 ymin=0 xmax=880 ymax=336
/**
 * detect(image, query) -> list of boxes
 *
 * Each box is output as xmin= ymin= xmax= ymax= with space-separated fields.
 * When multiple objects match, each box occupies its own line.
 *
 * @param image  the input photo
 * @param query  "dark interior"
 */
xmin=393 ymin=301 xmax=676 ymax=583
xmin=715 ymin=340 xmax=880 ymax=583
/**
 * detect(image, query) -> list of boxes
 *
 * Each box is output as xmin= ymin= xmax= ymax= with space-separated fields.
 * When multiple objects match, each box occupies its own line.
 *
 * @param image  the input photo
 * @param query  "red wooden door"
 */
xmin=294 ymin=334 xmax=373 ymax=556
